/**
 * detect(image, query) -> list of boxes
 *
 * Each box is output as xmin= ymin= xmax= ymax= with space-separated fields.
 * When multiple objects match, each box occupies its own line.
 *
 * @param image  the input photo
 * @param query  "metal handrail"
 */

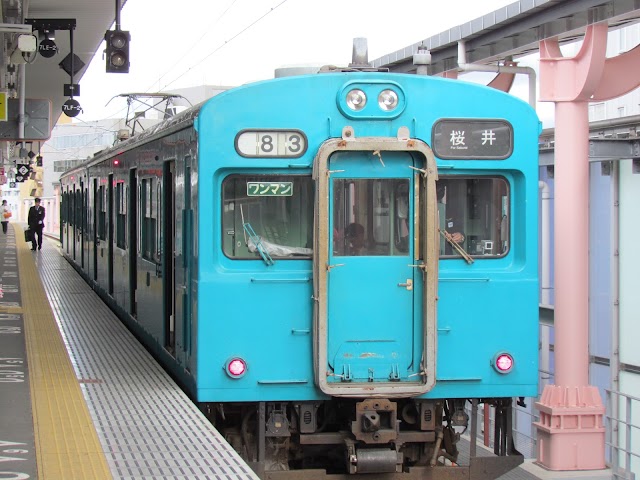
xmin=606 ymin=389 xmax=639 ymax=479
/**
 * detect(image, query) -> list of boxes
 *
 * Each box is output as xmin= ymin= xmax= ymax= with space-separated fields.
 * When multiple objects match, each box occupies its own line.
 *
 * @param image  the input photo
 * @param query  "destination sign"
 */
xmin=432 ymin=119 xmax=513 ymax=160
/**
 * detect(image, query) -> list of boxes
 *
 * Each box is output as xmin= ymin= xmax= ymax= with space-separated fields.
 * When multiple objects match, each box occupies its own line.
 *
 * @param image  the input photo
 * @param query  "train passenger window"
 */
xmin=222 ymin=175 xmax=313 ymax=260
xmin=116 ymin=181 xmax=127 ymax=249
xmin=141 ymin=178 xmax=158 ymax=262
xmin=97 ymin=185 xmax=107 ymax=241
xmin=62 ymin=192 xmax=67 ymax=225
xmin=437 ymin=176 xmax=509 ymax=258
xmin=74 ymin=188 xmax=80 ymax=228
xmin=70 ymin=191 xmax=74 ymax=225
xmin=333 ymin=178 xmax=410 ymax=257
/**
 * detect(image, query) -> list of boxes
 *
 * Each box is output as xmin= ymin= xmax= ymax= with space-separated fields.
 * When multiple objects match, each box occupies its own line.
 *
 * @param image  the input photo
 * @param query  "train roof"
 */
xmin=61 ymin=100 xmax=206 ymax=177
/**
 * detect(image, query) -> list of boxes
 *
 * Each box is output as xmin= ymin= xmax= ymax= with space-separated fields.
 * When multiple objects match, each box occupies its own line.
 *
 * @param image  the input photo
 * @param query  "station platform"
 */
xmin=0 ymin=224 xmax=257 ymax=479
xmin=0 ymin=224 xmax=612 ymax=480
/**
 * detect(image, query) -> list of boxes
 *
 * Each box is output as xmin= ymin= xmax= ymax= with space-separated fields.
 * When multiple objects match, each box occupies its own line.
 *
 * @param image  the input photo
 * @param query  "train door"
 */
xmin=328 ymin=151 xmax=417 ymax=381
xmin=108 ymin=173 xmax=114 ymax=296
xmin=73 ymin=186 xmax=78 ymax=260
xmin=64 ymin=190 xmax=69 ymax=254
xmin=68 ymin=190 xmax=72 ymax=255
xmin=81 ymin=182 xmax=86 ymax=270
xmin=175 ymin=156 xmax=193 ymax=366
xmin=61 ymin=190 xmax=66 ymax=250
xmin=128 ymin=168 xmax=137 ymax=316
xmin=93 ymin=178 xmax=98 ymax=281
xmin=163 ymin=160 xmax=175 ymax=355
xmin=313 ymin=137 xmax=438 ymax=397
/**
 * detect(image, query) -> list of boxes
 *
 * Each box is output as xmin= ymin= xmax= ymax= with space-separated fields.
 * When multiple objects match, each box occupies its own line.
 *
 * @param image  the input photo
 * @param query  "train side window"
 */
xmin=221 ymin=175 xmax=313 ymax=260
xmin=116 ymin=181 xmax=127 ymax=249
xmin=75 ymin=188 xmax=82 ymax=228
xmin=437 ymin=176 xmax=509 ymax=258
xmin=97 ymin=185 xmax=107 ymax=241
xmin=69 ymin=191 xmax=73 ymax=227
xmin=141 ymin=177 xmax=158 ymax=262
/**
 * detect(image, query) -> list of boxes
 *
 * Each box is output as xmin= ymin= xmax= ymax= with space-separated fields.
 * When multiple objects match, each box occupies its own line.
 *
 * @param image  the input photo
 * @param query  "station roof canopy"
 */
xmin=0 ymin=0 xmax=126 ymax=143
xmin=372 ymin=0 xmax=640 ymax=75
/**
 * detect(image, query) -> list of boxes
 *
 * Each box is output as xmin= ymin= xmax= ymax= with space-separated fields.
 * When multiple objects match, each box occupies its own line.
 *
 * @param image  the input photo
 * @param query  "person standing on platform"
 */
xmin=28 ymin=198 xmax=45 ymax=250
xmin=1 ymin=200 xmax=11 ymax=234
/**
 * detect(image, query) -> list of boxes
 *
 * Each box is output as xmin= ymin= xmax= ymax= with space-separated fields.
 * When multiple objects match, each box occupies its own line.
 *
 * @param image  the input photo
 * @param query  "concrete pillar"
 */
xmin=534 ymin=22 xmax=640 ymax=471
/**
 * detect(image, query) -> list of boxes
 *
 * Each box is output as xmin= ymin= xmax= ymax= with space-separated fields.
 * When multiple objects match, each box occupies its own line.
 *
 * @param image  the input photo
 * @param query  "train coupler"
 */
xmin=351 ymin=398 xmax=399 ymax=444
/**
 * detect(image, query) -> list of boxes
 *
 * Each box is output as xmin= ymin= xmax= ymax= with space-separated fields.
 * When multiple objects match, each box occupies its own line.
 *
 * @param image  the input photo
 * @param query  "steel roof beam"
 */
xmin=372 ymin=0 xmax=640 ymax=75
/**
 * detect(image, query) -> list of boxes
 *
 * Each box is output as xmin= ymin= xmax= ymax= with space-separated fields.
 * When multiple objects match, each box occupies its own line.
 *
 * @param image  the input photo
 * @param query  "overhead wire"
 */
xmin=155 ymin=0 xmax=289 ymax=92
xmin=56 ymin=0 xmax=290 ymax=157
xmin=149 ymin=0 xmax=239 ymax=93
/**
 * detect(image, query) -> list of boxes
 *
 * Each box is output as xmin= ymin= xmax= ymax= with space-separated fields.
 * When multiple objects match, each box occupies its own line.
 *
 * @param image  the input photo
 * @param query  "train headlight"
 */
xmin=225 ymin=357 xmax=248 ymax=378
xmin=378 ymin=89 xmax=399 ymax=111
xmin=338 ymin=82 xmax=405 ymax=119
xmin=492 ymin=352 xmax=514 ymax=374
xmin=346 ymin=89 xmax=367 ymax=111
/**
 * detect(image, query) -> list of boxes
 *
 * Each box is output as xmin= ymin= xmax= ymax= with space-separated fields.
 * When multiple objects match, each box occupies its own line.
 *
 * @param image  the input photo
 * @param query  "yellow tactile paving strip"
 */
xmin=11 ymin=224 xmax=112 ymax=479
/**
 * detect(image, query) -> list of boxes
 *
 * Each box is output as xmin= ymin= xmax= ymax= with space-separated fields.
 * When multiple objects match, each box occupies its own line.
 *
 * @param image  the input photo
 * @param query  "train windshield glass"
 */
xmin=332 ymin=178 xmax=411 ymax=257
xmin=222 ymin=175 xmax=313 ymax=260
xmin=437 ymin=176 xmax=510 ymax=258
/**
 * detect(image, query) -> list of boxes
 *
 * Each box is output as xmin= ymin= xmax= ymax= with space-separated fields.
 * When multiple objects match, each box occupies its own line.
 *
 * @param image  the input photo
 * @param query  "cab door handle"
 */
xmin=398 ymin=279 xmax=413 ymax=291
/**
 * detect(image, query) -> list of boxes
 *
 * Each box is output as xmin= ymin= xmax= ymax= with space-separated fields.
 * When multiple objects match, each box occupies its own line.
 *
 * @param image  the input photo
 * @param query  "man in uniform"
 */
xmin=28 ymin=198 xmax=46 ymax=251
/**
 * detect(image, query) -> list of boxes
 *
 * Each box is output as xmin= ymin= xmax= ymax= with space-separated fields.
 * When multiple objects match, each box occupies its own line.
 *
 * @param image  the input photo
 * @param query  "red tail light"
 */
xmin=226 ymin=357 xmax=247 ymax=378
xmin=493 ymin=353 xmax=514 ymax=374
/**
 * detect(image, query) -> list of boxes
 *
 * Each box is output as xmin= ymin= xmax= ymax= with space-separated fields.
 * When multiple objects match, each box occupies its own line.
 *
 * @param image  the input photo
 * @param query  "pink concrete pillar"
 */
xmin=534 ymin=24 xmax=608 ymax=471
xmin=553 ymin=100 xmax=590 ymax=387
xmin=534 ymin=22 xmax=640 ymax=471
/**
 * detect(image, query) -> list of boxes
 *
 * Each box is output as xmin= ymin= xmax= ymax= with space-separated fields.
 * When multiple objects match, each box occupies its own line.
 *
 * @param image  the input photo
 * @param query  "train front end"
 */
xmin=195 ymin=68 xmax=539 ymax=477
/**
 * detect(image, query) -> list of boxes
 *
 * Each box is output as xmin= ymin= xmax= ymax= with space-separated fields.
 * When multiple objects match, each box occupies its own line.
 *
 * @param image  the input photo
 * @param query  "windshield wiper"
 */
xmin=439 ymin=229 xmax=474 ymax=265
xmin=243 ymin=223 xmax=275 ymax=266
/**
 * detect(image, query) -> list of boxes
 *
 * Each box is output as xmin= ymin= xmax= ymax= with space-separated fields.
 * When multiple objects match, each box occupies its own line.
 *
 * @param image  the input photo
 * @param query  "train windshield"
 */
xmin=332 ymin=178 xmax=410 ymax=257
xmin=437 ymin=176 xmax=510 ymax=258
xmin=222 ymin=174 xmax=313 ymax=260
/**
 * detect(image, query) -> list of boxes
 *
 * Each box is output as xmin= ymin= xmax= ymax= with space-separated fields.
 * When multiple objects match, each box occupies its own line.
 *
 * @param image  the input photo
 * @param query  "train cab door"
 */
xmin=173 ymin=156 xmax=193 ymax=367
xmin=163 ymin=160 xmax=176 ymax=356
xmin=314 ymin=137 xmax=438 ymax=397
xmin=182 ymin=157 xmax=194 ymax=366
xmin=326 ymin=151 xmax=418 ymax=385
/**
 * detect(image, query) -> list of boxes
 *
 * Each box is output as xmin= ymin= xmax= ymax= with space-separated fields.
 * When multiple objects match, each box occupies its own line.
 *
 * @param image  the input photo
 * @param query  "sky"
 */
xmin=74 ymin=0 xmax=550 ymax=123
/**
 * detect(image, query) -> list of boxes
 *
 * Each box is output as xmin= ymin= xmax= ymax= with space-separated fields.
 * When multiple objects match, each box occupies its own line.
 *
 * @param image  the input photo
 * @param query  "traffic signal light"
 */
xmin=105 ymin=30 xmax=130 ymax=73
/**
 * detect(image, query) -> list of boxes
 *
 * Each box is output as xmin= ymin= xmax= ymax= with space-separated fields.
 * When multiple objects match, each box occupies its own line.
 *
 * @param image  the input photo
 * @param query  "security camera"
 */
xmin=10 ymin=34 xmax=37 ymax=64
xmin=18 ymin=34 xmax=37 ymax=52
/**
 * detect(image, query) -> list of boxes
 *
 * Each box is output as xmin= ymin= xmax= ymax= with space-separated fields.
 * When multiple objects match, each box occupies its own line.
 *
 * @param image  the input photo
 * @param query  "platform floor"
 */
xmin=0 ymin=224 xmax=612 ymax=480
xmin=1 ymin=225 xmax=257 ymax=479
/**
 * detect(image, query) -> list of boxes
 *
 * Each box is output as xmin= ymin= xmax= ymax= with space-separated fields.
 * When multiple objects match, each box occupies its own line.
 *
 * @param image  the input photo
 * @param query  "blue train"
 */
xmin=60 ymin=47 xmax=540 ymax=478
